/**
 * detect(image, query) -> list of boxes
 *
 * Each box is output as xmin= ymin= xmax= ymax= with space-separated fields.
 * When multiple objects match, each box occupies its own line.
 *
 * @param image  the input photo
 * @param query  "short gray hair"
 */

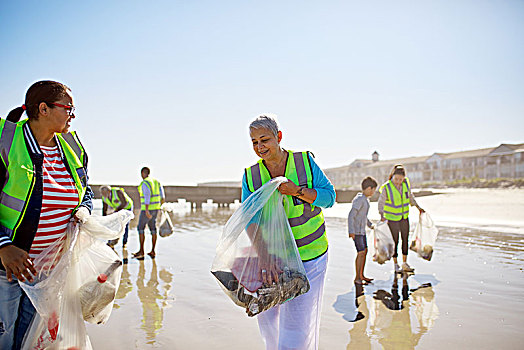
xmin=100 ymin=185 xmax=111 ymax=194
xmin=249 ymin=114 xmax=279 ymax=137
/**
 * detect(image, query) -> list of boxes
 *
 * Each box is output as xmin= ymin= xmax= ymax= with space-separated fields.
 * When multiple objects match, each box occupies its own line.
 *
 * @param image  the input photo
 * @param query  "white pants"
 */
xmin=257 ymin=252 xmax=328 ymax=350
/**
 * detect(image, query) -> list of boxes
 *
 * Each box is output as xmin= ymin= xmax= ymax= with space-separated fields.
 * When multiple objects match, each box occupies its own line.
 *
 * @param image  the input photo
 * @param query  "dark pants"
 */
xmin=388 ymin=218 xmax=410 ymax=258
xmin=107 ymin=223 xmax=129 ymax=246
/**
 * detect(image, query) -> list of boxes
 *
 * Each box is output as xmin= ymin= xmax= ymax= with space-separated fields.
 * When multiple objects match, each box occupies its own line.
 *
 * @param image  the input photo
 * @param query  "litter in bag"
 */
xmin=368 ymin=222 xmax=395 ymax=264
xmin=20 ymin=210 xmax=133 ymax=349
xmin=20 ymin=224 xmax=82 ymax=350
xmin=410 ymin=212 xmax=439 ymax=261
xmin=157 ymin=207 xmax=174 ymax=237
xmin=211 ymin=177 xmax=310 ymax=317
xmin=77 ymin=253 xmax=123 ymax=324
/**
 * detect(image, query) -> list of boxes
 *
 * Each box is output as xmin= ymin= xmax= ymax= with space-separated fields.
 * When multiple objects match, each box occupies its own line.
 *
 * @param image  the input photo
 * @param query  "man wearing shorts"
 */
xmin=133 ymin=167 xmax=165 ymax=259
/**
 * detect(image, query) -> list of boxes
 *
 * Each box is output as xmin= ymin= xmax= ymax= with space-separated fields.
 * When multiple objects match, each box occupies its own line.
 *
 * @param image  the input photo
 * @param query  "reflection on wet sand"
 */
xmin=369 ymin=274 xmax=436 ymax=349
xmin=167 ymin=207 xmax=236 ymax=232
xmin=334 ymin=274 xmax=439 ymax=350
xmin=136 ymin=259 xmax=174 ymax=344
xmin=114 ymin=248 xmax=133 ymax=307
xmin=347 ymin=283 xmax=371 ymax=349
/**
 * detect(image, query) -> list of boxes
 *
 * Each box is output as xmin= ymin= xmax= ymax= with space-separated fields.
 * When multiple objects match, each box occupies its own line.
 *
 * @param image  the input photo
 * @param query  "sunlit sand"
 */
xmin=86 ymin=189 xmax=524 ymax=349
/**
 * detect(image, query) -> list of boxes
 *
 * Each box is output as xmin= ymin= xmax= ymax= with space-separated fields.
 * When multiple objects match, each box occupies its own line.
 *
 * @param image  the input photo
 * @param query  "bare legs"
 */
xmin=354 ymin=248 xmax=373 ymax=284
xmin=148 ymin=234 xmax=157 ymax=258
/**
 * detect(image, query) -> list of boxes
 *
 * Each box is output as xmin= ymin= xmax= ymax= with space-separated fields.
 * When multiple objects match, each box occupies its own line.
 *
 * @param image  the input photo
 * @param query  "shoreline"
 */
xmin=84 ymin=188 xmax=524 ymax=349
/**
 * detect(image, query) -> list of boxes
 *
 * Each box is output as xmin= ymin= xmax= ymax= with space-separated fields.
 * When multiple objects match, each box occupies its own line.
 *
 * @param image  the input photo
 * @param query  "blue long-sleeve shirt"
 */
xmin=140 ymin=181 xmax=165 ymax=205
xmin=348 ymin=192 xmax=372 ymax=235
xmin=241 ymin=153 xmax=336 ymax=208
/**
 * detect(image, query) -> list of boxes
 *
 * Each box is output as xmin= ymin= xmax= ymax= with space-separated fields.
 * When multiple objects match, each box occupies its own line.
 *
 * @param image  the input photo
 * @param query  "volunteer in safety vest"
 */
xmin=241 ymin=114 xmax=336 ymax=350
xmin=133 ymin=167 xmax=164 ymax=260
xmin=378 ymin=164 xmax=424 ymax=274
xmin=0 ymin=80 xmax=93 ymax=349
xmin=101 ymin=185 xmax=134 ymax=247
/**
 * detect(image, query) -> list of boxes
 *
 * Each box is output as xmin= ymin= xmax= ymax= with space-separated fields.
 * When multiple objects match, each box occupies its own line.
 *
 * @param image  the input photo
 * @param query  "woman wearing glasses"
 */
xmin=0 ymin=80 xmax=93 ymax=349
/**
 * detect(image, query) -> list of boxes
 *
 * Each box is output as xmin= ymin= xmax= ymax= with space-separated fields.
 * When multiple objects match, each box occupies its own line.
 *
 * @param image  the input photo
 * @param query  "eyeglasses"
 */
xmin=48 ymin=102 xmax=75 ymax=116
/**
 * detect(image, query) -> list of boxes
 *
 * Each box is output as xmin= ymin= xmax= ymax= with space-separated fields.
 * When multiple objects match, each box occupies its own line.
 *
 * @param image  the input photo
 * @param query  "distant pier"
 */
xmin=91 ymin=184 xmax=241 ymax=210
xmin=90 ymin=185 xmax=437 ymax=209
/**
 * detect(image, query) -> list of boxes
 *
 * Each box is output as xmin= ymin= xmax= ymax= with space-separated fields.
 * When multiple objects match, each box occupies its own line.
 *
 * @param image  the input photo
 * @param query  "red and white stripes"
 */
xmin=29 ymin=145 xmax=79 ymax=259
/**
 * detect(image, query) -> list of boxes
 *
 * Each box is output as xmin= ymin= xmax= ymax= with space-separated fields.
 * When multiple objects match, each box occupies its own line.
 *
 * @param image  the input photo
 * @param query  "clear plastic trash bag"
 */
xmin=410 ymin=212 xmax=439 ymax=261
xmin=368 ymin=221 xmax=395 ymax=264
xmin=79 ymin=210 xmax=133 ymax=240
xmin=157 ymin=208 xmax=174 ymax=238
xmin=20 ymin=210 xmax=133 ymax=349
xmin=211 ymin=177 xmax=310 ymax=317
xmin=76 ymin=246 xmax=123 ymax=324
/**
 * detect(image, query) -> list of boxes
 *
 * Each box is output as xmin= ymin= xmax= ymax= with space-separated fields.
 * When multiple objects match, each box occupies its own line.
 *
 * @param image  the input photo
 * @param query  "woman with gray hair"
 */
xmin=241 ymin=114 xmax=336 ymax=349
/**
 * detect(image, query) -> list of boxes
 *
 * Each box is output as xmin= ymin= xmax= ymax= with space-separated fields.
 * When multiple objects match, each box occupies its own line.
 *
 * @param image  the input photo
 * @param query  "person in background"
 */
xmin=378 ymin=164 xmax=424 ymax=273
xmin=133 ymin=167 xmax=164 ymax=259
xmin=348 ymin=176 xmax=378 ymax=285
xmin=100 ymin=185 xmax=134 ymax=248
xmin=0 ymin=80 xmax=93 ymax=349
xmin=242 ymin=114 xmax=336 ymax=350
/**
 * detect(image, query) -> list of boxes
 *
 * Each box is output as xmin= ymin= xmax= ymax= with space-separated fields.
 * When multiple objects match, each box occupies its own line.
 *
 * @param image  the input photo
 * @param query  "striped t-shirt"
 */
xmin=29 ymin=145 xmax=79 ymax=259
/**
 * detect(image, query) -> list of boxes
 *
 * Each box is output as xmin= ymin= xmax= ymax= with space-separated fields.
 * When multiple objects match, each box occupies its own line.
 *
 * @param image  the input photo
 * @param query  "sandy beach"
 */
xmin=85 ymin=188 xmax=524 ymax=349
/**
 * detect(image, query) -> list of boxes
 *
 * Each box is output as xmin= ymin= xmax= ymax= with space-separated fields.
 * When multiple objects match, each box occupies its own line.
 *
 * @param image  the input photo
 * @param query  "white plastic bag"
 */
xmin=76 ymin=243 xmax=123 ymax=324
xmin=79 ymin=210 xmax=133 ymax=240
xmin=157 ymin=208 xmax=174 ymax=238
xmin=410 ymin=212 xmax=438 ymax=261
xmin=20 ymin=210 xmax=133 ymax=349
xmin=211 ymin=177 xmax=310 ymax=317
xmin=20 ymin=224 xmax=80 ymax=350
xmin=368 ymin=221 xmax=395 ymax=264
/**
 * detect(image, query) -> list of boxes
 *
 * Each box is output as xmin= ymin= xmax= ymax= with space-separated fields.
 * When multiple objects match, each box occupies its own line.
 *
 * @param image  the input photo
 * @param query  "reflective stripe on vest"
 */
xmin=0 ymin=119 xmax=87 ymax=239
xmin=138 ymin=177 xmax=161 ymax=210
xmin=380 ymin=179 xmax=411 ymax=221
xmin=103 ymin=187 xmax=133 ymax=210
xmin=60 ymin=132 xmax=84 ymax=164
xmin=0 ymin=120 xmax=16 ymax=168
xmin=245 ymin=150 xmax=328 ymax=261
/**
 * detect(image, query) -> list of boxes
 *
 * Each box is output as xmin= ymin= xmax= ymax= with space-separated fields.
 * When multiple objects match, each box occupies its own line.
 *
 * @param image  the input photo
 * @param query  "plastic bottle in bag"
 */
xmin=79 ymin=260 xmax=123 ymax=323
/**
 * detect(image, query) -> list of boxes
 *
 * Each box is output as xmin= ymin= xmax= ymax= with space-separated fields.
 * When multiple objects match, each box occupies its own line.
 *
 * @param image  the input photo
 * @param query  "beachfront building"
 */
xmin=325 ymin=143 xmax=524 ymax=188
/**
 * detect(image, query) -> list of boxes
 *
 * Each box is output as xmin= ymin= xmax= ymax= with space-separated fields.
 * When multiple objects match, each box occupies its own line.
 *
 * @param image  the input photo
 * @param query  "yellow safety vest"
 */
xmin=102 ymin=187 xmax=133 ymax=210
xmin=379 ymin=178 xmax=411 ymax=221
xmin=138 ymin=177 xmax=162 ymax=210
xmin=0 ymin=119 xmax=87 ymax=239
xmin=245 ymin=150 xmax=328 ymax=261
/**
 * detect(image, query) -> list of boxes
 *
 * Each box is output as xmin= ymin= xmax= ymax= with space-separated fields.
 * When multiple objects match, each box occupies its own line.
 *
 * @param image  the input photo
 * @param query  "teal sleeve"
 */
xmin=241 ymin=172 xmax=252 ymax=203
xmin=309 ymin=154 xmax=336 ymax=208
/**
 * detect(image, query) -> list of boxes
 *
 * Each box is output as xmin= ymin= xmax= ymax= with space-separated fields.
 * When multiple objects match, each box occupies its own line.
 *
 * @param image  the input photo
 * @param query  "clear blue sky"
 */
xmin=1 ymin=0 xmax=523 ymax=185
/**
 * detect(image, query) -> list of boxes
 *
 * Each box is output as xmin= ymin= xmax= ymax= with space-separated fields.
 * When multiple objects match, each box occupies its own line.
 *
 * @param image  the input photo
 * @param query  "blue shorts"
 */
xmin=353 ymin=234 xmax=368 ymax=252
xmin=138 ymin=210 xmax=159 ymax=235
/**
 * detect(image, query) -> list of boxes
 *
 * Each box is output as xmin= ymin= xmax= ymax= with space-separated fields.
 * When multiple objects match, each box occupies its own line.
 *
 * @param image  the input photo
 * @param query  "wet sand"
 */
xmin=86 ymin=189 xmax=524 ymax=349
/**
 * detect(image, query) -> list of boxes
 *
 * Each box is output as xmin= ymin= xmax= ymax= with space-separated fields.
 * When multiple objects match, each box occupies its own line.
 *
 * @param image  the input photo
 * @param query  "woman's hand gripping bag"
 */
xmin=19 ymin=223 xmax=82 ymax=350
xmin=211 ymin=177 xmax=310 ymax=317
xmin=20 ymin=210 xmax=133 ymax=349
xmin=410 ymin=212 xmax=438 ymax=261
